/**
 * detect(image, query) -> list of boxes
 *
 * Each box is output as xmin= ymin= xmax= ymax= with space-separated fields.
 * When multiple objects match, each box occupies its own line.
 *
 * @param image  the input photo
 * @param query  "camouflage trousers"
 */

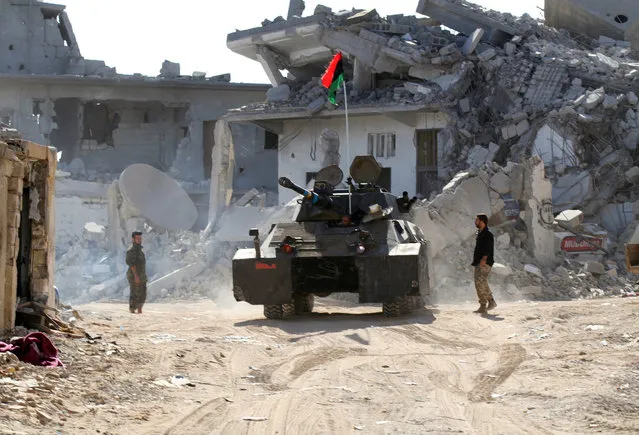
xmin=474 ymin=265 xmax=493 ymax=305
xmin=129 ymin=281 xmax=147 ymax=311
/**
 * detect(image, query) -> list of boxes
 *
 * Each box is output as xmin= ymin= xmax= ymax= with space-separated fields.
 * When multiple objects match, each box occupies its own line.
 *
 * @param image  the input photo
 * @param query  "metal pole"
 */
xmin=343 ymin=82 xmax=351 ymax=215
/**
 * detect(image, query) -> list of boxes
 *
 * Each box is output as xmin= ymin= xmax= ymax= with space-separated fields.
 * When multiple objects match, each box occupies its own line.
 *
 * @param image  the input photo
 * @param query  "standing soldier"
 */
xmin=471 ymin=214 xmax=497 ymax=314
xmin=126 ymin=231 xmax=147 ymax=314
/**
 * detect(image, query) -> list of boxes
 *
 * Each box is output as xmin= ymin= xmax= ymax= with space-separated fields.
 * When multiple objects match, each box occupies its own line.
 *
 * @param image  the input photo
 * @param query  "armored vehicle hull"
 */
xmin=231 ymin=156 xmax=434 ymax=319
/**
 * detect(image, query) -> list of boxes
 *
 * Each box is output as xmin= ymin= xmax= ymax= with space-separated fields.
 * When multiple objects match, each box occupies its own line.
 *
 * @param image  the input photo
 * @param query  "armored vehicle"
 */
xmin=232 ymin=155 xmax=434 ymax=319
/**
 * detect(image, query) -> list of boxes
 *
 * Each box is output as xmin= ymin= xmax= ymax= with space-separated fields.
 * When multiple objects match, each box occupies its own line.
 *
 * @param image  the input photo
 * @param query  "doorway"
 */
xmin=16 ymin=187 xmax=32 ymax=302
xmin=416 ymin=130 xmax=438 ymax=196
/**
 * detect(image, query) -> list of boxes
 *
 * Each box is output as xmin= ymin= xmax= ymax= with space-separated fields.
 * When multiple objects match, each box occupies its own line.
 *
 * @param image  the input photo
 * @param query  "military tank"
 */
xmin=231 ymin=155 xmax=434 ymax=319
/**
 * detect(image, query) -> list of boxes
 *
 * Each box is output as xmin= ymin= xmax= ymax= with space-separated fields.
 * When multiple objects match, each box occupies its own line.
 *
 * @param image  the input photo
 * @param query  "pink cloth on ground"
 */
xmin=0 ymin=332 xmax=64 ymax=367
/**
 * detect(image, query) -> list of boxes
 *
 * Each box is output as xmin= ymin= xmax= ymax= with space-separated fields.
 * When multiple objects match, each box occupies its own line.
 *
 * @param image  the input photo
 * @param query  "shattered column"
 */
xmin=208 ymin=120 xmax=235 ymax=227
xmin=256 ymin=46 xmax=286 ymax=87
xmin=0 ymin=145 xmax=19 ymax=331
xmin=522 ymin=156 xmax=555 ymax=267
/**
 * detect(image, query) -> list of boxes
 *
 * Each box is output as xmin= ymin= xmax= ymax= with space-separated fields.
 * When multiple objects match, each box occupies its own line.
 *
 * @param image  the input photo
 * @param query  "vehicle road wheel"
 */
xmin=294 ymin=294 xmax=314 ymax=314
xmin=412 ymin=295 xmax=425 ymax=310
xmin=264 ymin=303 xmax=295 ymax=319
xmin=400 ymin=296 xmax=412 ymax=314
xmin=383 ymin=300 xmax=401 ymax=317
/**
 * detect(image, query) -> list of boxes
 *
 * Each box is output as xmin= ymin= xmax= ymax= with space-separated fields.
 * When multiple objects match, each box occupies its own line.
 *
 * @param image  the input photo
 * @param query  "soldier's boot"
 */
xmin=137 ymin=307 xmax=143 ymax=314
xmin=487 ymin=299 xmax=497 ymax=311
xmin=473 ymin=303 xmax=487 ymax=314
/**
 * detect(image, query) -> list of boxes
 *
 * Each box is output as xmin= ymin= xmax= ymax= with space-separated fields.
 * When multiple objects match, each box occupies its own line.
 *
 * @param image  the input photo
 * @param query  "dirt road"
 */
xmin=2 ymin=297 xmax=638 ymax=434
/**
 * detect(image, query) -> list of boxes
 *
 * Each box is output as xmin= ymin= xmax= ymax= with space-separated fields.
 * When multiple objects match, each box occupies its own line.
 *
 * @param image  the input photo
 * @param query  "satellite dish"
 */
xmin=350 ymin=155 xmax=382 ymax=184
xmin=314 ymin=165 xmax=344 ymax=187
xmin=119 ymin=164 xmax=198 ymax=231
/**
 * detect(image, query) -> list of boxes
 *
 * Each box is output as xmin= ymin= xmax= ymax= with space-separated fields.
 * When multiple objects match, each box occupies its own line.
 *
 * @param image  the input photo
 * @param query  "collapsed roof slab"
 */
xmin=544 ymin=0 xmax=635 ymax=42
xmin=227 ymin=16 xmax=330 ymax=68
xmin=416 ymin=0 xmax=518 ymax=45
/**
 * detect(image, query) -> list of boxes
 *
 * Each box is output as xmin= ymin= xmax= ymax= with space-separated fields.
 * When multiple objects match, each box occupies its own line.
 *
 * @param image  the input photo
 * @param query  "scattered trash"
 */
xmin=243 ymin=416 xmax=268 ymax=421
xmin=585 ymin=325 xmax=604 ymax=331
xmin=354 ymin=425 xmax=365 ymax=431
xmin=600 ymin=340 xmax=609 ymax=346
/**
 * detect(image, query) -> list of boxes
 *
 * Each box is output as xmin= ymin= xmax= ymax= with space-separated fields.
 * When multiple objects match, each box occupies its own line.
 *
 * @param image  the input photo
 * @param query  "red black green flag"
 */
xmin=321 ymin=52 xmax=344 ymax=105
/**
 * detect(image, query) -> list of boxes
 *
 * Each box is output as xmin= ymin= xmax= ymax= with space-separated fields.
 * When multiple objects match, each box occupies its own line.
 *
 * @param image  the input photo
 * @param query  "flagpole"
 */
xmin=343 ymin=81 xmax=352 ymax=215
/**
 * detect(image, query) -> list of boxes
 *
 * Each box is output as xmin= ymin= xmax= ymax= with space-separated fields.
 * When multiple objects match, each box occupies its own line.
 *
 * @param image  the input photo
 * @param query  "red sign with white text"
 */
xmin=560 ymin=236 xmax=604 ymax=252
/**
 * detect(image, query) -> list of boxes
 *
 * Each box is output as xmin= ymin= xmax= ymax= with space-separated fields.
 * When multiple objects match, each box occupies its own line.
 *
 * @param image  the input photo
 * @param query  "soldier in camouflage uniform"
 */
xmin=126 ymin=231 xmax=147 ymax=314
xmin=471 ymin=214 xmax=497 ymax=314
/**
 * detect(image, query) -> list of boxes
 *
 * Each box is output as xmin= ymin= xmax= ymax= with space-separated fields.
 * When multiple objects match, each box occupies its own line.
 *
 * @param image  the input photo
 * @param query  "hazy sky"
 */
xmin=60 ymin=0 xmax=544 ymax=84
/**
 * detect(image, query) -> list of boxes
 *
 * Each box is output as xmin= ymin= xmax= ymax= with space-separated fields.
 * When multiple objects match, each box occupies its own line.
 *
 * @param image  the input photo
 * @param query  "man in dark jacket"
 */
xmin=471 ymin=214 xmax=497 ymax=314
xmin=126 ymin=231 xmax=147 ymax=314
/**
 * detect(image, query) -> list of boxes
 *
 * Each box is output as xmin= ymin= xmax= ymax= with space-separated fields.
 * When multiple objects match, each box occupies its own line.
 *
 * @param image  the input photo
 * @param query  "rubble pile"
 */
xmin=410 ymin=156 xmax=638 ymax=302
xmin=234 ymin=1 xmax=639 ymax=211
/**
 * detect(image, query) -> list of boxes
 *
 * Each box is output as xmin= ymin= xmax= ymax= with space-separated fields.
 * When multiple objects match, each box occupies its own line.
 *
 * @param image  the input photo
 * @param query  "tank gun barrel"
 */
xmin=279 ymin=177 xmax=332 ymax=210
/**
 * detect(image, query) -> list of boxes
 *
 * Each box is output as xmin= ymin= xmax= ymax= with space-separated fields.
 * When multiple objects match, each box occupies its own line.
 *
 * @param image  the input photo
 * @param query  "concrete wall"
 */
xmin=0 ymin=0 xmax=75 ymax=75
xmin=0 ymin=139 xmax=57 ymax=332
xmin=545 ymin=0 xmax=637 ymax=41
xmin=231 ymin=122 xmax=277 ymax=192
xmin=276 ymin=111 xmax=448 ymax=205
xmin=0 ymin=78 xmax=268 ymax=182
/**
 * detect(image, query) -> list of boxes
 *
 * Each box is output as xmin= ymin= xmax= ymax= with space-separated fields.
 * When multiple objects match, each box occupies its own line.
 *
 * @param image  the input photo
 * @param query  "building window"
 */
xmin=367 ymin=133 xmax=396 ymax=158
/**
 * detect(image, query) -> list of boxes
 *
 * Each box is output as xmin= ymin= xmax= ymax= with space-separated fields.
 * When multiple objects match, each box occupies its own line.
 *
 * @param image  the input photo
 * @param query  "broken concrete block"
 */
xmin=486 ymin=142 xmax=499 ymax=163
xmin=504 ymin=42 xmax=516 ymax=56
xmin=492 ymin=263 xmax=512 ymax=277
xmin=496 ymin=233 xmax=510 ymax=248
xmin=501 ymin=124 xmax=517 ymax=140
xmin=408 ymin=64 xmax=443 ymax=80
xmin=307 ymin=97 xmax=326 ymax=115
xmin=624 ymin=130 xmax=639 ymax=150
xmin=555 ymin=209 xmax=583 ymax=229
xmin=236 ymin=188 xmax=260 ymax=206
xmin=314 ymin=4 xmax=332 ymax=14
xmin=602 ymin=94 xmax=618 ymax=110
xmin=83 ymin=222 xmax=106 ymax=242
xmin=461 ymin=28 xmax=485 ymax=55
xmin=404 ymin=82 xmax=432 ymax=96
xmin=607 ymin=268 xmax=618 ymax=278
xmin=490 ymin=172 xmax=510 ymax=194
xmin=596 ymin=53 xmax=619 ymax=69
xmin=584 ymin=261 xmax=605 ymax=275
xmin=466 ymin=145 xmax=489 ymax=168
xmin=626 ymin=166 xmax=639 ymax=183
xmin=439 ymin=43 xmax=458 ymax=56
xmin=266 ymin=84 xmax=291 ymax=102
xmin=627 ymin=91 xmax=639 ymax=106
xmin=584 ymin=88 xmax=605 ymax=110
xmin=477 ymin=48 xmax=496 ymax=62
xmin=459 ymin=98 xmax=471 ymax=113
xmin=516 ymin=119 xmax=530 ymax=136
xmin=524 ymin=264 xmax=543 ymax=277
xmin=160 ymin=60 xmax=180 ymax=78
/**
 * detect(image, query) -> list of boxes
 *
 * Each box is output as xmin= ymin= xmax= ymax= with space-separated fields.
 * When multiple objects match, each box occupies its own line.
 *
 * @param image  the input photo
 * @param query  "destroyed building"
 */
xmin=0 ymin=0 xmax=275 ymax=227
xmin=214 ymin=0 xmax=639 ymax=299
xmin=0 ymin=125 xmax=57 ymax=332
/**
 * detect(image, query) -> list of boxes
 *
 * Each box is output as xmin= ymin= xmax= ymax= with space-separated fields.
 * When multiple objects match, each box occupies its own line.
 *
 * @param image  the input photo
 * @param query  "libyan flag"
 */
xmin=321 ymin=52 xmax=344 ymax=105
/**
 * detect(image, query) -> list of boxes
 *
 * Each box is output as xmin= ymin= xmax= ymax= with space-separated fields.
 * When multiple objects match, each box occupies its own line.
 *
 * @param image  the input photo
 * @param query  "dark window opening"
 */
xmin=615 ymin=14 xmax=629 ymax=24
xmin=264 ymin=130 xmax=279 ymax=150
xmin=143 ymin=112 xmax=150 ymax=123
xmin=181 ymin=127 xmax=188 ymax=137
xmin=306 ymin=172 xmax=317 ymax=184
xmin=9 ymin=44 xmax=14 ymax=50
xmin=82 ymin=102 xmax=119 ymax=147
xmin=19 ymin=64 xmax=24 ymax=71
xmin=32 ymin=100 xmax=43 ymax=116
